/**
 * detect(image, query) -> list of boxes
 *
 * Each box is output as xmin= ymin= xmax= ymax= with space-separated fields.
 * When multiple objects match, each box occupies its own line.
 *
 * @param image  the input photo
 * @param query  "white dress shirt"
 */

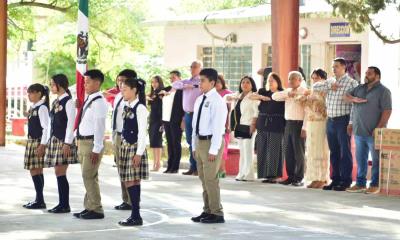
xmin=126 ymin=98 xmax=149 ymax=156
xmin=230 ymin=92 xmax=259 ymax=125
xmin=47 ymin=93 xmax=76 ymax=144
xmin=111 ymin=92 xmax=125 ymax=133
xmin=272 ymin=86 xmax=307 ymax=129
xmin=31 ymin=99 xmax=50 ymax=145
xmin=77 ymin=91 xmax=108 ymax=154
xmin=192 ymin=88 xmax=227 ymax=155
xmin=162 ymin=91 xmax=176 ymax=122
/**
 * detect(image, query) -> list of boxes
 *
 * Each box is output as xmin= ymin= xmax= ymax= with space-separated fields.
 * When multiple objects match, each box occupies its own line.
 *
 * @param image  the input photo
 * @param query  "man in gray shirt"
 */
xmin=345 ymin=66 xmax=392 ymax=194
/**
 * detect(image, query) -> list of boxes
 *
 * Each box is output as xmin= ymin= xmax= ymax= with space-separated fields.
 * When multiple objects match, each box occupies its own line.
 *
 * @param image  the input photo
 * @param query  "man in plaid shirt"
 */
xmin=313 ymin=58 xmax=359 ymax=191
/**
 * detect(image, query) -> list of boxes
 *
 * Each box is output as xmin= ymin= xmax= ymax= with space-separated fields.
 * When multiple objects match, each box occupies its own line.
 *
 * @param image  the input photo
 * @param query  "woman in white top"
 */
xmin=229 ymin=76 xmax=259 ymax=181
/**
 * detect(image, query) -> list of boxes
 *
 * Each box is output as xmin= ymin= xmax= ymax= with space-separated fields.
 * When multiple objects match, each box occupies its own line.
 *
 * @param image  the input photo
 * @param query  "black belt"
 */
xmin=287 ymin=120 xmax=303 ymax=123
xmin=328 ymin=115 xmax=349 ymax=121
xmin=198 ymin=135 xmax=212 ymax=140
xmin=77 ymin=135 xmax=94 ymax=140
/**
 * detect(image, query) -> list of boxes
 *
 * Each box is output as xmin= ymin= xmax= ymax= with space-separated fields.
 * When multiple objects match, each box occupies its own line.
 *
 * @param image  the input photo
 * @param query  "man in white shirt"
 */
xmin=73 ymin=69 xmax=108 ymax=220
xmin=161 ymin=71 xmax=184 ymax=173
xmin=272 ymin=71 xmax=307 ymax=187
xmin=191 ymin=68 xmax=227 ymax=224
xmin=111 ymin=69 xmax=137 ymax=211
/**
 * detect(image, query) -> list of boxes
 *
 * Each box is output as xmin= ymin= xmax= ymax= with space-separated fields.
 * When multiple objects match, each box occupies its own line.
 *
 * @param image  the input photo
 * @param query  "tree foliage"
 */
xmin=327 ymin=0 xmax=400 ymax=44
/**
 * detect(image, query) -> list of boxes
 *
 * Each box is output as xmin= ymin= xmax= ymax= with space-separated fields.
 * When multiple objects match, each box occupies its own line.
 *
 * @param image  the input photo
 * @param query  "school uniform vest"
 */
xmin=122 ymin=103 xmax=140 ymax=144
xmin=50 ymin=96 xmax=70 ymax=141
xmin=28 ymin=104 xmax=47 ymax=139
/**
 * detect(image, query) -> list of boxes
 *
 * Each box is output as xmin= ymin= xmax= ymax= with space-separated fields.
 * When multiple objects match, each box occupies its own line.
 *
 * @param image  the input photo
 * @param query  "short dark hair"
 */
xmin=200 ymin=68 xmax=218 ymax=82
xmin=118 ymin=69 xmax=137 ymax=79
xmin=333 ymin=57 xmax=347 ymax=70
xmin=84 ymin=69 xmax=104 ymax=84
xmin=239 ymin=76 xmax=257 ymax=93
xmin=311 ymin=68 xmax=328 ymax=80
xmin=368 ymin=66 xmax=381 ymax=78
xmin=170 ymin=70 xmax=181 ymax=78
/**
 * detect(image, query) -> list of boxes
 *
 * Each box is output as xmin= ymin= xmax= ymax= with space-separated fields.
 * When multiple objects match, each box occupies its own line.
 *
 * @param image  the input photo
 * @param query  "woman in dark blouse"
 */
xmin=147 ymin=75 xmax=164 ymax=171
xmin=251 ymin=72 xmax=285 ymax=183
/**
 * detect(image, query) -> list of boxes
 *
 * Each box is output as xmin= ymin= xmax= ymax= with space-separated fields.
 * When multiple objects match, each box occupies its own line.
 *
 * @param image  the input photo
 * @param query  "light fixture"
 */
xmin=299 ymin=27 xmax=308 ymax=39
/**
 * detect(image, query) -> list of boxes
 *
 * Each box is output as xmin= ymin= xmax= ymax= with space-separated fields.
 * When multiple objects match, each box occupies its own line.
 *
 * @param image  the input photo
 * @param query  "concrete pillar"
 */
xmin=271 ymin=0 xmax=299 ymax=87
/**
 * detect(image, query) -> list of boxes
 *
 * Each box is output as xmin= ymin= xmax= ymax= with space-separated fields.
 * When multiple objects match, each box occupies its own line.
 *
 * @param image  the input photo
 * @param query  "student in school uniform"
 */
xmin=191 ymin=68 xmax=227 ymax=224
xmin=117 ymin=77 xmax=149 ymax=226
xmin=112 ymin=69 xmax=138 ymax=211
xmin=45 ymin=74 xmax=78 ymax=213
xmin=23 ymin=83 xmax=50 ymax=209
xmin=73 ymin=69 xmax=108 ymax=220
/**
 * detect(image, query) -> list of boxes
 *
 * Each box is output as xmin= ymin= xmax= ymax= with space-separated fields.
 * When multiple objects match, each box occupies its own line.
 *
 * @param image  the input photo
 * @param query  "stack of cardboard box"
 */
xmin=375 ymin=128 xmax=400 ymax=196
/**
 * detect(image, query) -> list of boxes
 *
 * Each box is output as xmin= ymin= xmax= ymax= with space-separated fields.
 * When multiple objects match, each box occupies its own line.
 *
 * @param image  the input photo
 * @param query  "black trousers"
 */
xmin=283 ymin=120 xmax=305 ymax=182
xmin=164 ymin=121 xmax=183 ymax=171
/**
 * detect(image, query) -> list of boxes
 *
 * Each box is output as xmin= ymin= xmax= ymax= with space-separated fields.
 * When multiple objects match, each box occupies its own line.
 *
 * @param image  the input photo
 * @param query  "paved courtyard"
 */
xmin=0 ymin=144 xmax=400 ymax=240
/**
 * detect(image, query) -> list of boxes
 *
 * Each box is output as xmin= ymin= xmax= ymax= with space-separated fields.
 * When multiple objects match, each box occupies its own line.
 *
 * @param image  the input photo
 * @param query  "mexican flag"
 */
xmin=76 ymin=0 xmax=88 ymax=104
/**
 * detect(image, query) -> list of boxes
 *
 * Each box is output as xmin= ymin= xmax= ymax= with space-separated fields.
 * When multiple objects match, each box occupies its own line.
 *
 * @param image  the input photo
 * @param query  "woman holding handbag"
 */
xmin=228 ymin=76 xmax=259 ymax=181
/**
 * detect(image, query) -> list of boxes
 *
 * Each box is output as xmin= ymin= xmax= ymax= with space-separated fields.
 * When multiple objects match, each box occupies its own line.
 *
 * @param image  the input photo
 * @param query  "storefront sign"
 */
xmin=330 ymin=22 xmax=351 ymax=37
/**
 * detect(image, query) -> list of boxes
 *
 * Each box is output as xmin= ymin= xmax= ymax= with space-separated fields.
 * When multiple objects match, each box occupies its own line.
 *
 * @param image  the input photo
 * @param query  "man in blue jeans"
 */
xmin=172 ymin=61 xmax=202 ymax=176
xmin=345 ymin=66 xmax=392 ymax=194
xmin=313 ymin=58 xmax=359 ymax=191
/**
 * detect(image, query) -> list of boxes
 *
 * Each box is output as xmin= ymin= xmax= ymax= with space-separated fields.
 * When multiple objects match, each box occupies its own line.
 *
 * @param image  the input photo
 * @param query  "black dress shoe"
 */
xmin=291 ymin=181 xmax=304 ymax=187
xmin=25 ymin=201 xmax=46 ymax=209
xmin=191 ymin=212 xmax=210 ymax=223
xmin=170 ymin=170 xmax=178 ymax=174
xmin=73 ymin=209 xmax=88 ymax=218
xmin=118 ymin=217 xmax=143 ymax=226
xmin=322 ymin=182 xmax=337 ymax=191
xmin=48 ymin=205 xmax=61 ymax=213
xmin=163 ymin=169 xmax=171 ymax=173
xmin=23 ymin=201 xmax=35 ymax=208
xmin=80 ymin=210 xmax=104 ymax=219
xmin=279 ymin=179 xmax=293 ymax=185
xmin=262 ymin=179 xmax=277 ymax=184
xmin=51 ymin=206 xmax=71 ymax=213
xmin=182 ymin=170 xmax=194 ymax=175
xmin=200 ymin=214 xmax=225 ymax=224
xmin=114 ymin=202 xmax=132 ymax=210
xmin=333 ymin=184 xmax=350 ymax=191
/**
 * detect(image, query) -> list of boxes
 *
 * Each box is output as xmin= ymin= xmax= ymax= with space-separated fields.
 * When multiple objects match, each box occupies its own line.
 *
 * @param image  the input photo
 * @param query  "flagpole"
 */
xmin=76 ymin=0 xmax=89 ymax=105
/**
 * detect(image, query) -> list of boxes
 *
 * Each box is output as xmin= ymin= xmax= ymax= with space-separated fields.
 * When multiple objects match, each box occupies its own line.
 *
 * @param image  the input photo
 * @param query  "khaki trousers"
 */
xmin=194 ymin=138 xmax=224 ymax=216
xmin=77 ymin=139 xmax=104 ymax=214
xmin=113 ymin=132 xmax=130 ymax=204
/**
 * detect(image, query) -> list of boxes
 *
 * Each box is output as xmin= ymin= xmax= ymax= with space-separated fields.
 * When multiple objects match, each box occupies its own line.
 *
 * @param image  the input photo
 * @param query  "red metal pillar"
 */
xmin=271 ymin=0 xmax=299 ymax=88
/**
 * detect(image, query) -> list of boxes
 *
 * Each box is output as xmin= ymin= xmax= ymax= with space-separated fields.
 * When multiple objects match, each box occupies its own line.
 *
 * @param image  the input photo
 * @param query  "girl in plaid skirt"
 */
xmin=45 ymin=74 xmax=78 ymax=214
xmin=23 ymin=84 xmax=50 ymax=209
xmin=118 ymin=77 xmax=149 ymax=226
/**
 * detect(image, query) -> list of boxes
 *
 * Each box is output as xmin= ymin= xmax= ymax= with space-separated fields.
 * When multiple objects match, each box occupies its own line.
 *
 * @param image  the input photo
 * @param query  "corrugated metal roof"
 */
xmin=143 ymin=2 xmax=334 ymax=26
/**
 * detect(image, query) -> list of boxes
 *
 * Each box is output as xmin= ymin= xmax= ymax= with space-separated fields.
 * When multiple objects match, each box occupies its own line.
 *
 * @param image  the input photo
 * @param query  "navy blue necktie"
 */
xmin=195 ymin=95 xmax=207 ymax=136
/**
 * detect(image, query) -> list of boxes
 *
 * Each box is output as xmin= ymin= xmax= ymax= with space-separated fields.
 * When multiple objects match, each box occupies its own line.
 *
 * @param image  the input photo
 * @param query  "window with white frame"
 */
xmin=201 ymin=46 xmax=252 ymax=91
xmin=266 ymin=44 xmax=311 ymax=83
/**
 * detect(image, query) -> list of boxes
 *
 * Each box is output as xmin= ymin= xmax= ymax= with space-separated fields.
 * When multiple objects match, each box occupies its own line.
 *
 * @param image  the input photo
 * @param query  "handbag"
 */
xmin=234 ymin=124 xmax=251 ymax=139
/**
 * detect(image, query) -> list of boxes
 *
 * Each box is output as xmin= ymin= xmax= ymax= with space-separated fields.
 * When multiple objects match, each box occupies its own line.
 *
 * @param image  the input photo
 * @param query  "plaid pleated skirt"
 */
xmin=24 ymin=139 xmax=45 ymax=170
xmin=45 ymin=136 xmax=78 ymax=167
xmin=118 ymin=141 xmax=149 ymax=182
